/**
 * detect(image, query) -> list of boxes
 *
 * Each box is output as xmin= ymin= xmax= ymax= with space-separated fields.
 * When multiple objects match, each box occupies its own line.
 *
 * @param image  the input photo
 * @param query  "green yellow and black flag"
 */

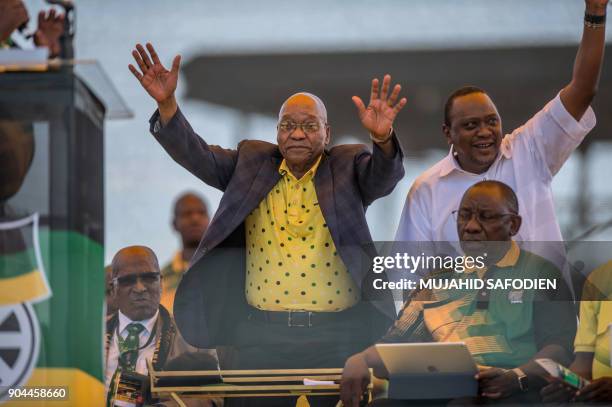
xmin=0 ymin=213 xmax=105 ymax=406
xmin=0 ymin=214 xmax=50 ymax=305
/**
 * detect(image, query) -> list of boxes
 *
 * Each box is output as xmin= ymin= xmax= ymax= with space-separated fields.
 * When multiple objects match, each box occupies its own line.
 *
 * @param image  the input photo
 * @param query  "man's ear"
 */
xmin=172 ymin=218 xmax=178 ymax=232
xmin=443 ymin=123 xmax=452 ymax=147
xmin=509 ymin=215 xmax=522 ymax=237
xmin=324 ymin=124 xmax=331 ymax=146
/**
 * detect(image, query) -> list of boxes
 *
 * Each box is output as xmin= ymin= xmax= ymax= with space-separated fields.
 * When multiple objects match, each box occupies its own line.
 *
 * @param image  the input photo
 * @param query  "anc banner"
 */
xmin=0 ymin=214 xmax=50 ymax=305
xmin=0 ymin=214 xmax=105 ymax=406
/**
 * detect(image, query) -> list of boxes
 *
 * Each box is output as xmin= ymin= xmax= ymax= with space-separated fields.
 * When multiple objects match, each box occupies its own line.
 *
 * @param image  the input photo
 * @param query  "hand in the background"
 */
xmin=340 ymin=353 xmax=371 ymax=407
xmin=0 ymin=0 xmax=28 ymax=42
xmin=476 ymin=367 xmax=520 ymax=399
xmin=575 ymin=377 xmax=612 ymax=402
xmin=540 ymin=381 xmax=576 ymax=403
xmin=34 ymin=8 xmax=64 ymax=58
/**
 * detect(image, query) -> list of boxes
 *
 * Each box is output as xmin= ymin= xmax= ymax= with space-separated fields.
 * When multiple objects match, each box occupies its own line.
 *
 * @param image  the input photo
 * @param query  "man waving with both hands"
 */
xmin=129 ymin=43 xmax=407 ymax=407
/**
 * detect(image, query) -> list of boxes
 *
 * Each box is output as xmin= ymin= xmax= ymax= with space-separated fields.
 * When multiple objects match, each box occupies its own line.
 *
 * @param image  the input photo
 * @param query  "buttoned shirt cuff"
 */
xmin=148 ymin=107 xmax=182 ymax=136
xmin=149 ymin=110 xmax=162 ymax=134
xmin=549 ymin=92 xmax=597 ymax=142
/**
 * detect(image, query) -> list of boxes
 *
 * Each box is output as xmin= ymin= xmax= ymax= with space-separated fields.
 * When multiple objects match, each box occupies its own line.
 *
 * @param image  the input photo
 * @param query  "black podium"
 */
xmin=0 ymin=64 xmax=131 ymax=401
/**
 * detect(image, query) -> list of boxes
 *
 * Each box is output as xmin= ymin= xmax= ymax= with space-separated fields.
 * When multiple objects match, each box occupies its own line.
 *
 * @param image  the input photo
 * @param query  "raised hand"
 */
xmin=34 ymin=9 xmax=64 ymax=58
xmin=129 ymin=43 xmax=180 ymax=105
xmin=352 ymin=74 xmax=407 ymax=142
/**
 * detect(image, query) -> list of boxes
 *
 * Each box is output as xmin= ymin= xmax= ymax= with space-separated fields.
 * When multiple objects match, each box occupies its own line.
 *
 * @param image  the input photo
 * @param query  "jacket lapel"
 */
xmin=154 ymin=305 xmax=173 ymax=370
xmin=314 ymin=153 xmax=341 ymax=249
xmin=192 ymin=155 xmax=282 ymax=266
xmin=228 ymin=156 xmax=282 ymax=231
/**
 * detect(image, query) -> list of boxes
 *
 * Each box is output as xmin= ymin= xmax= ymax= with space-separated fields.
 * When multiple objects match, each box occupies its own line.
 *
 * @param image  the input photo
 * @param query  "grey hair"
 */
xmin=278 ymin=92 xmax=328 ymax=123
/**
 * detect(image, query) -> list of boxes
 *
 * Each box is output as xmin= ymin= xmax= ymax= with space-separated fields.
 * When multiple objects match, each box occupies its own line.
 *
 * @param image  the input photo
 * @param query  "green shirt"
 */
xmin=381 ymin=247 xmax=576 ymax=368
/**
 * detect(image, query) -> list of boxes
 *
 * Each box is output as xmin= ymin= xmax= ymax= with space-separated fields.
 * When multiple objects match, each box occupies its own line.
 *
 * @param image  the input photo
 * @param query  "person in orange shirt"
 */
xmin=160 ymin=192 xmax=209 ymax=314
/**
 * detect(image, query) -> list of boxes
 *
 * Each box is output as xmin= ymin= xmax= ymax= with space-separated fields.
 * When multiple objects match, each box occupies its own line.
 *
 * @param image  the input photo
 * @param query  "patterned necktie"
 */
xmin=118 ymin=322 xmax=145 ymax=373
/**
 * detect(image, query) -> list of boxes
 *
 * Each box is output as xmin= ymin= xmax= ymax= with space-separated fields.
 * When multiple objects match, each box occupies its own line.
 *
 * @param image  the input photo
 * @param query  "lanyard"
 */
xmin=115 ymin=319 xmax=158 ymax=354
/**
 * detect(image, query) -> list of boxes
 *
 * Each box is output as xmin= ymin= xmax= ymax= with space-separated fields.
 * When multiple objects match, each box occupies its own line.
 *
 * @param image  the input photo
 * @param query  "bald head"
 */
xmin=111 ymin=245 xmax=159 ymax=279
xmin=276 ymin=92 xmax=331 ymax=180
xmin=457 ymin=180 xmax=522 ymax=256
xmin=279 ymin=92 xmax=328 ymax=124
xmin=111 ymin=245 xmax=161 ymax=320
xmin=462 ymin=180 xmax=519 ymax=215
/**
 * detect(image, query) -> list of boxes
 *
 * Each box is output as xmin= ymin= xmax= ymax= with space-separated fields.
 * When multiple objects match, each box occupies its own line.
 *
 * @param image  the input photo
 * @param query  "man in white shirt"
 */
xmin=395 ymin=0 xmax=607 ymax=275
xmin=105 ymin=246 xmax=219 ymax=406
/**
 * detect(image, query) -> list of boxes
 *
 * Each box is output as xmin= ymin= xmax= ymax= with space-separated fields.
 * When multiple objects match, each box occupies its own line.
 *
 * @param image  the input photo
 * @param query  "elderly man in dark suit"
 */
xmin=105 ymin=246 xmax=220 ymax=407
xmin=129 ymin=43 xmax=406 ymax=406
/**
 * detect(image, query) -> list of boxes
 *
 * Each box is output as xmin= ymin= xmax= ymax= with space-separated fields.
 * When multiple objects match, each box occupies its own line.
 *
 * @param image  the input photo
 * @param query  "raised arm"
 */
xmin=129 ymin=43 xmax=238 ymax=191
xmin=352 ymin=74 xmax=407 ymax=157
xmin=353 ymin=75 xmax=407 ymax=204
xmin=129 ymin=42 xmax=180 ymax=125
xmin=560 ymin=0 xmax=608 ymax=120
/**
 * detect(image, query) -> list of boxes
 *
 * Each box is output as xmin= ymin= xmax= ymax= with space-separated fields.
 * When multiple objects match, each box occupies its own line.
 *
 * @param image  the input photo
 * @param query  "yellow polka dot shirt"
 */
xmin=244 ymin=156 xmax=360 ymax=311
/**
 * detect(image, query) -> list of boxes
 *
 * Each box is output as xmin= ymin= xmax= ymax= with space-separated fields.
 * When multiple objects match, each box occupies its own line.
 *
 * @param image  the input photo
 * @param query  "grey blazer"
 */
xmin=150 ymin=108 xmax=405 ymax=348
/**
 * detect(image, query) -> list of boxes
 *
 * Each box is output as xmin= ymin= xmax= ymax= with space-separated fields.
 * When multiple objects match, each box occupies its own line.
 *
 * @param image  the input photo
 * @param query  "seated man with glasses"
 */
xmin=105 ymin=245 xmax=219 ymax=406
xmin=340 ymin=181 xmax=577 ymax=406
xmin=129 ymin=42 xmax=407 ymax=407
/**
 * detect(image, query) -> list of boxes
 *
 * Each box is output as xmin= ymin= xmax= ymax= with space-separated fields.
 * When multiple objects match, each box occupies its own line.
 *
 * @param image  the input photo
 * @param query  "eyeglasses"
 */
xmin=278 ymin=120 xmax=323 ymax=134
xmin=452 ymin=209 xmax=517 ymax=225
xmin=113 ymin=272 xmax=160 ymax=287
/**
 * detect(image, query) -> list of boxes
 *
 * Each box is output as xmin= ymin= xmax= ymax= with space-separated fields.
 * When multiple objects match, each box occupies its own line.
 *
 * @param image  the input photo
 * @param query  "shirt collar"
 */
xmin=464 ymin=240 xmax=520 ymax=275
xmin=171 ymin=251 xmax=189 ymax=273
xmin=118 ymin=309 xmax=159 ymax=337
xmin=279 ymin=154 xmax=323 ymax=182
xmin=439 ymin=145 xmax=508 ymax=178
xmin=439 ymin=147 xmax=460 ymax=178
xmin=495 ymin=240 xmax=521 ymax=268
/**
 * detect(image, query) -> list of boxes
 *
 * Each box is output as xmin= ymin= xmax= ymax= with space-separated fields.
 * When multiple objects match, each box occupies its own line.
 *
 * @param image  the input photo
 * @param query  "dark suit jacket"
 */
xmin=105 ymin=305 xmax=192 ymax=371
xmin=150 ymin=108 xmax=405 ymax=348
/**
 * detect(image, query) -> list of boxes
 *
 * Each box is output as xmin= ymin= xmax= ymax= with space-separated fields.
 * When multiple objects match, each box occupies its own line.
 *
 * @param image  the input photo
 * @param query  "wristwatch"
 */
xmin=512 ymin=368 xmax=529 ymax=392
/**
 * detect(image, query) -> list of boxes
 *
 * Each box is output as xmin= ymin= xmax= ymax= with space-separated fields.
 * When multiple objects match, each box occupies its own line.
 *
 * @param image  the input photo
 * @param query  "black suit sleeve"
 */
xmin=354 ymin=132 xmax=405 ymax=207
xmin=149 ymin=108 xmax=239 ymax=191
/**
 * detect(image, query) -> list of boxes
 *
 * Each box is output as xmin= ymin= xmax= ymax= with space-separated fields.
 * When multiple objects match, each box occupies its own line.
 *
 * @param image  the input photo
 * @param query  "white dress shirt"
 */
xmin=105 ymin=309 xmax=159 ymax=389
xmin=395 ymin=93 xmax=596 ymax=272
